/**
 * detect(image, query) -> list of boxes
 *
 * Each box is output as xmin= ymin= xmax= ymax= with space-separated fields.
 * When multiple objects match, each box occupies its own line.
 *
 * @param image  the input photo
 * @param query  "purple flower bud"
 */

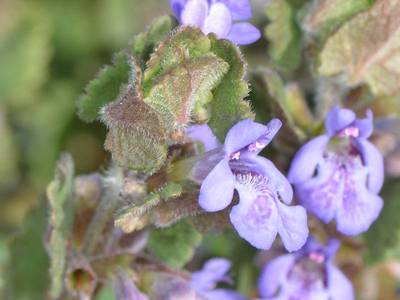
xmin=189 ymin=119 xmax=309 ymax=252
xmin=288 ymin=107 xmax=384 ymax=236
xmin=258 ymin=237 xmax=354 ymax=300
xmin=190 ymin=258 xmax=246 ymax=300
xmin=112 ymin=270 xmax=148 ymax=300
xmin=169 ymin=0 xmax=261 ymax=45
xmin=154 ymin=258 xmax=245 ymax=300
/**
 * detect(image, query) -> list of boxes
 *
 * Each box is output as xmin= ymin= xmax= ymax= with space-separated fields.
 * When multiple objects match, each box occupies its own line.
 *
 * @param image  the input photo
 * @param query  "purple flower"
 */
xmin=189 ymin=119 xmax=309 ymax=252
xmin=190 ymin=258 xmax=246 ymax=300
xmin=169 ymin=0 xmax=261 ymax=45
xmin=288 ymin=107 xmax=384 ymax=236
xmin=258 ymin=237 xmax=354 ymax=300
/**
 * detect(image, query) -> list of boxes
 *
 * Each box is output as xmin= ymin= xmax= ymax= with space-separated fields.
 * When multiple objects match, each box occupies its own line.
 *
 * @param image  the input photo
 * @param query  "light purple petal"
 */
xmin=188 ymin=124 xmax=221 ymax=151
xmin=203 ymin=2 xmax=232 ymax=38
xmin=226 ymin=22 xmax=261 ymax=45
xmin=181 ymin=0 xmax=209 ymax=27
xmin=230 ymin=185 xmax=279 ymax=249
xmin=276 ymin=201 xmax=309 ymax=252
xmin=258 ymin=254 xmax=295 ymax=298
xmin=224 ymin=119 xmax=281 ymax=154
xmin=202 ymin=289 xmax=246 ymax=300
xmin=191 ymin=258 xmax=231 ymax=291
xmin=170 ymin=0 xmax=188 ymax=18
xmin=288 ymin=135 xmax=330 ymax=184
xmin=294 ymin=158 xmax=341 ymax=224
xmin=356 ymin=138 xmax=384 ymax=194
xmin=326 ymin=264 xmax=354 ymax=300
xmin=336 ymin=174 xmax=383 ymax=236
xmin=199 ymin=158 xmax=235 ymax=212
xmin=219 ymin=0 xmax=252 ymax=20
xmin=354 ymin=109 xmax=373 ymax=138
xmin=325 ymin=107 xmax=356 ymax=136
xmin=242 ymin=156 xmax=293 ymax=204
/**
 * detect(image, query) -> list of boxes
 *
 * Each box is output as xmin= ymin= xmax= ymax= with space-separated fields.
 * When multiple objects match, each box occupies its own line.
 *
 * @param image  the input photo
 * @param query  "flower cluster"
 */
xmin=288 ymin=107 xmax=384 ymax=235
xmin=169 ymin=0 xmax=261 ymax=45
xmin=189 ymin=119 xmax=309 ymax=252
xmin=258 ymin=237 xmax=354 ymax=300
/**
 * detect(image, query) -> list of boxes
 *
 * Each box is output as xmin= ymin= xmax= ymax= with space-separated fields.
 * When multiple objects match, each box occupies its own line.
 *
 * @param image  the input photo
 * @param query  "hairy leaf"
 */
xmin=148 ymin=220 xmax=202 ymax=268
xmin=47 ymin=154 xmax=75 ymax=298
xmin=132 ymin=15 xmax=176 ymax=62
xmin=77 ymin=51 xmax=131 ymax=122
xmin=144 ymin=56 xmax=229 ymax=135
xmin=143 ymin=27 xmax=212 ymax=91
xmin=303 ymin=0 xmax=375 ymax=40
xmin=115 ymin=182 xmax=183 ymax=233
xmin=265 ymin=0 xmax=303 ymax=71
xmin=364 ymin=180 xmax=400 ymax=263
xmin=318 ymin=0 xmax=400 ymax=96
xmin=102 ymin=81 xmax=168 ymax=173
xmin=208 ymin=37 xmax=253 ymax=140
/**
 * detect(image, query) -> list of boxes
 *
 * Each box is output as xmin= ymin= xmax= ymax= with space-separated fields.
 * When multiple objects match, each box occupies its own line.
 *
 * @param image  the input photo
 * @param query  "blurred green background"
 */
xmin=0 ymin=0 xmax=171 ymax=228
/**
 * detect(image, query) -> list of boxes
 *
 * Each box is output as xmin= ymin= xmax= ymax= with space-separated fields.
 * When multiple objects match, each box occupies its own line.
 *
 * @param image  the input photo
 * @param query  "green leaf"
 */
xmin=264 ymin=0 xmax=303 ymax=71
xmin=317 ymin=0 xmax=400 ymax=96
xmin=115 ymin=182 xmax=183 ymax=233
xmin=46 ymin=153 xmax=75 ymax=299
xmin=364 ymin=180 xmax=400 ymax=263
xmin=5 ymin=201 xmax=50 ymax=300
xmin=144 ymin=56 xmax=229 ymax=135
xmin=143 ymin=27 xmax=212 ymax=91
xmin=132 ymin=15 xmax=176 ymax=62
xmin=77 ymin=51 xmax=131 ymax=122
xmin=102 ymin=82 xmax=168 ymax=174
xmin=208 ymin=37 xmax=254 ymax=140
xmin=0 ymin=4 xmax=51 ymax=108
xmin=303 ymin=0 xmax=375 ymax=41
xmin=148 ymin=220 xmax=202 ymax=268
xmin=0 ymin=111 xmax=19 ymax=191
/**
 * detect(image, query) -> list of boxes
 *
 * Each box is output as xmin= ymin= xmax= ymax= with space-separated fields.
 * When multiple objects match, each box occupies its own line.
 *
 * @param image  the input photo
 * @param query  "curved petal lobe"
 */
xmin=288 ymin=135 xmax=330 ymax=184
xmin=276 ymin=201 xmax=309 ymax=252
xmin=230 ymin=186 xmax=279 ymax=249
xmin=258 ymin=254 xmax=295 ymax=298
xmin=224 ymin=118 xmax=281 ymax=155
xmin=336 ymin=175 xmax=383 ymax=236
xmin=354 ymin=109 xmax=373 ymax=138
xmin=294 ymin=158 xmax=342 ymax=224
xmin=170 ymin=0 xmax=188 ymax=18
xmin=187 ymin=124 xmax=221 ymax=152
xmin=199 ymin=158 xmax=235 ymax=212
xmin=227 ymin=22 xmax=261 ymax=45
xmin=327 ymin=264 xmax=355 ymax=300
xmin=325 ymin=107 xmax=356 ymax=136
xmin=203 ymin=2 xmax=232 ymax=38
xmin=219 ymin=0 xmax=252 ymax=20
xmin=356 ymin=138 xmax=384 ymax=194
xmin=181 ymin=0 xmax=208 ymax=27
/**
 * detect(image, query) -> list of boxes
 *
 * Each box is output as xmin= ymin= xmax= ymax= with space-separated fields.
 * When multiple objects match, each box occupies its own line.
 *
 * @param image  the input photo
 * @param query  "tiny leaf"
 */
xmin=102 ymin=81 xmax=168 ymax=174
xmin=208 ymin=37 xmax=254 ymax=140
xmin=148 ymin=220 xmax=202 ymax=268
xmin=77 ymin=51 xmax=131 ymax=122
